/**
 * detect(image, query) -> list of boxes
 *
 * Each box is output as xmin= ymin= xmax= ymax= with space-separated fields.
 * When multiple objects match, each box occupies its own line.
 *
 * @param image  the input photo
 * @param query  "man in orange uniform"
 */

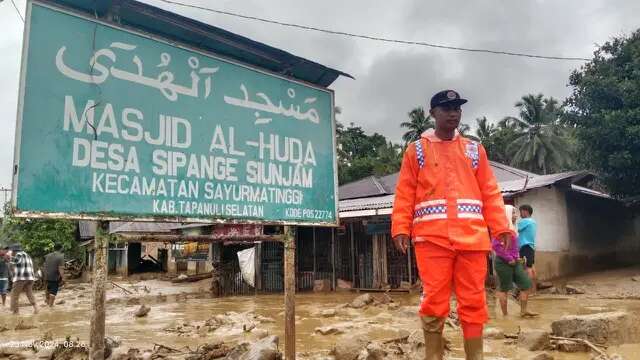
xmin=392 ymin=90 xmax=514 ymax=359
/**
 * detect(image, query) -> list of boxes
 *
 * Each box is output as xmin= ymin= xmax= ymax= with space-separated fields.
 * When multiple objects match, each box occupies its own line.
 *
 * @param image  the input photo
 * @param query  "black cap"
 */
xmin=430 ymin=90 xmax=468 ymax=109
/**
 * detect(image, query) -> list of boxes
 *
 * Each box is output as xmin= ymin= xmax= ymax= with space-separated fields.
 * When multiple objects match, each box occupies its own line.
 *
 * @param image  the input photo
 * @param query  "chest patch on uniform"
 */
xmin=465 ymin=142 xmax=479 ymax=169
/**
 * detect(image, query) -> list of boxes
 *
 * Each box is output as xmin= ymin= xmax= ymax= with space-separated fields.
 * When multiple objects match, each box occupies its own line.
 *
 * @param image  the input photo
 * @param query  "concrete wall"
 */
xmin=565 ymin=191 xmax=639 ymax=272
xmin=513 ymin=187 xmax=570 ymax=252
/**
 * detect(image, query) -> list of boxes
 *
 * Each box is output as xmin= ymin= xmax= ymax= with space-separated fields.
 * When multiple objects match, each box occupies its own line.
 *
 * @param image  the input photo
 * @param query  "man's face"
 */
xmin=520 ymin=209 xmax=530 ymax=218
xmin=430 ymin=103 xmax=462 ymax=132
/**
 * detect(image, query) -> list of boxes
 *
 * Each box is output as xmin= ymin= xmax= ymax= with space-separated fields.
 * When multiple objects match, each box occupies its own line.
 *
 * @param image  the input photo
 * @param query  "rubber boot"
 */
xmin=421 ymin=316 xmax=445 ymax=360
xmin=520 ymin=299 xmax=539 ymax=318
xmin=463 ymin=337 xmax=483 ymax=360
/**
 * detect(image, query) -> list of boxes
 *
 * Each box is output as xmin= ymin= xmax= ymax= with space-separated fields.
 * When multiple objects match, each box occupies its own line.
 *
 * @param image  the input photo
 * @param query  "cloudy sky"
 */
xmin=0 ymin=0 xmax=639 ymax=208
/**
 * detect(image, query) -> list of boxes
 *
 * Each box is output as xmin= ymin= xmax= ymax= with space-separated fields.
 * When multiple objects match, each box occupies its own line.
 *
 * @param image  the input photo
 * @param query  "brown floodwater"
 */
xmin=1 ymin=290 xmax=639 ymax=359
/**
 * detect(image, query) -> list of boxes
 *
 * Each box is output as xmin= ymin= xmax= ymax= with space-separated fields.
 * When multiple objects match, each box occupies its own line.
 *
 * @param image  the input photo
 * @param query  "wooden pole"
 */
xmin=90 ymin=220 xmax=108 ymax=359
xmin=350 ymin=223 xmax=356 ymax=287
xmin=331 ymin=229 xmax=336 ymax=291
xmin=283 ymin=226 xmax=296 ymax=359
xmin=312 ymin=227 xmax=316 ymax=281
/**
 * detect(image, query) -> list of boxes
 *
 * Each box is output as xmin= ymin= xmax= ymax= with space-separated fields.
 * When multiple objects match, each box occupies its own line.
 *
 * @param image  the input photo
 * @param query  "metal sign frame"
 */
xmin=11 ymin=0 xmax=340 ymax=227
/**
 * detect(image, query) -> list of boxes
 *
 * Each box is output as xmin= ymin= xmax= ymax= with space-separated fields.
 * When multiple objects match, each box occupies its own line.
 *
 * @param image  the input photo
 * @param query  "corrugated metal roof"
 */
xmin=45 ymin=0 xmax=351 ymax=87
xmin=339 ymin=176 xmax=393 ymax=200
xmin=339 ymin=162 xmax=534 ymax=200
xmin=109 ymin=221 xmax=176 ymax=233
xmin=78 ymin=220 xmax=177 ymax=237
xmin=571 ymin=184 xmax=611 ymax=199
xmin=489 ymin=161 xmax=537 ymax=182
xmin=338 ymin=170 xmax=603 ymax=214
xmin=340 ymin=194 xmax=395 ymax=212
xmin=499 ymin=171 xmax=587 ymax=194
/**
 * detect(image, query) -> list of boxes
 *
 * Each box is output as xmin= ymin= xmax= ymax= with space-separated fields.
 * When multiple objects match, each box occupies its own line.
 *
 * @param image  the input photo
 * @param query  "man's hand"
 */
xmin=392 ymin=234 xmax=410 ymax=254
xmin=498 ymin=233 xmax=513 ymax=250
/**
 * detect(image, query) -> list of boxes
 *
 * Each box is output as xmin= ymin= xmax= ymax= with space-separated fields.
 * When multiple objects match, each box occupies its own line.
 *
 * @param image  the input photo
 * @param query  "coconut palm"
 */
xmin=401 ymin=107 xmax=435 ymax=144
xmin=475 ymin=117 xmax=496 ymax=143
xmin=506 ymin=94 xmax=572 ymax=174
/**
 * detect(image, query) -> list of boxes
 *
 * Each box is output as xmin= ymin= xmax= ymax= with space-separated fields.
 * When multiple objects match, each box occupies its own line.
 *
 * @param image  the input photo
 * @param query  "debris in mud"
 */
xmin=313 ymin=280 xmax=331 ymax=292
xmin=113 ymin=337 xmax=281 ymax=360
xmin=14 ymin=320 xmax=36 ymax=331
xmin=0 ymin=325 xmax=10 ymax=333
xmin=374 ymin=293 xmax=393 ymax=305
xmin=56 ymin=299 xmax=66 ymax=305
xmin=251 ymin=329 xmax=269 ymax=340
xmin=592 ymin=355 xmax=625 ymax=360
xmin=49 ymin=337 xmax=90 ymax=360
xmin=565 ymin=285 xmax=586 ymax=295
xmin=185 ymin=341 xmax=233 ymax=360
xmin=127 ymin=297 xmax=141 ymax=306
xmin=529 ymin=353 xmax=554 ymax=360
xmin=350 ymin=294 xmax=374 ymax=309
xmin=537 ymin=281 xmax=554 ymax=290
xmin=551 ymin=311 xmax=640 ymax=345
xmin=238 ymin=335 xmax=280 ymax=360
xmin=631 ymin=276 xmax=640 ymax=282
xmin=320 ymin=309 xmax=337 ymax=318
xmin=134 ymin=305 xmax=151 ymax=318
xmin=518 ymin=329 xmax=551 ymax=351
xmin=315 ymin=325 xmax=344 ymax=335
xmin=484 ymin=327 xmax=504 ymax=339
xmin=337 ymin=279 xmax=352 ymax=291
xmin=331 ymin=330 xmax=431 ymax=360
xmin=555 ymin=340 xmax=590 ymax=352
xmin=332 ymin=336 xmax=367 ymax=360
xmin=360 ymin=342 xmax=387 ymax=360
xmin=163 ymin=312 xmax=273 ymax=340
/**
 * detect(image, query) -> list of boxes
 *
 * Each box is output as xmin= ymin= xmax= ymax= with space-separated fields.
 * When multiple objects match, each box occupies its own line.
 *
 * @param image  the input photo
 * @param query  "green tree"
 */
xmin=471 ymin=116 xmax=518 ymax=165
xmin=336 ymin=122 xmax=402 ymax=184
xmin=0 ymin=206 xmax=80 ymax=265
xmin=566 ymin=30 xmax=640 ymax=198
xmin=475 ymin=116 xmax=496 ymax=143
xmin=400 ymin=107 xmax=434 ymax=144
xmin=506 ymin=94 xmax=573 ymax=174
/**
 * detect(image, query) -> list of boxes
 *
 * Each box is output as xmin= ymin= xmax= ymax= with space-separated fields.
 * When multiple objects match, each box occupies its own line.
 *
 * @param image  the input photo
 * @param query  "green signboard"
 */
xmin=12 ymin=2 xmax=338 ymax=225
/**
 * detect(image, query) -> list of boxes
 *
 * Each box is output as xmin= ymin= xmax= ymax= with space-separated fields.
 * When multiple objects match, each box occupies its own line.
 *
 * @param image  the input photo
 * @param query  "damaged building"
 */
xmin=77 ymin=162 xmax=640 ymax=295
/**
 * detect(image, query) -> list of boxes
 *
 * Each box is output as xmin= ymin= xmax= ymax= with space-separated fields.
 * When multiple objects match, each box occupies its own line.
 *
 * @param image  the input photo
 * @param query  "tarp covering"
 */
xmin=237 ymin=247 xmax=255 ymax=287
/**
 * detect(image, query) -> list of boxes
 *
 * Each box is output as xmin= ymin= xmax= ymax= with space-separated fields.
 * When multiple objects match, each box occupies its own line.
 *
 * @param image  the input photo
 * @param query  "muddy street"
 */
xmin=1 ymin=267 xmax=640 ymax=359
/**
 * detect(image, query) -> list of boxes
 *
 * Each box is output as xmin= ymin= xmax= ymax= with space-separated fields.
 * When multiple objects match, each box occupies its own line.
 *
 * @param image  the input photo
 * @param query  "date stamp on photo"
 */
xmin=1 ymin=339 xmax=88 ymax=349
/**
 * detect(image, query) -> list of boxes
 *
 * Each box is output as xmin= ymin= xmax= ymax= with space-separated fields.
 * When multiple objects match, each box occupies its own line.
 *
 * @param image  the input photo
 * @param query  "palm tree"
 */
xmin=475 ymin=117 xmax=496 ymax=143
xmin=506 ymin=94 xmax=572 ymax=174
xmin=401 ymin=107 xmax=435 ymax=144
xmin=458 ymin=123 xmax=481 ymax=141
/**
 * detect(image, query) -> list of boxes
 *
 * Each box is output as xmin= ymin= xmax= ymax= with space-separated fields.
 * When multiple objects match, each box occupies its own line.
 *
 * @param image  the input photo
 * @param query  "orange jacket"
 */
xmin=391 ymin=129 xmax=513 ymax=251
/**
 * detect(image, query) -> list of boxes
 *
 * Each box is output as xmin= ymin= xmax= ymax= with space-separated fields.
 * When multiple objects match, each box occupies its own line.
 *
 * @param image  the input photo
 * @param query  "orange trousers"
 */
xmin=415 ymin=240 xmax=488 ymax=337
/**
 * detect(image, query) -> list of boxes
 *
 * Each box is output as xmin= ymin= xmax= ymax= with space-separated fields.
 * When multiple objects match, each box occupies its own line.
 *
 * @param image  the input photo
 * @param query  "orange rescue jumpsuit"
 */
xmin=391 ymin=129 xmax=512 ymax=337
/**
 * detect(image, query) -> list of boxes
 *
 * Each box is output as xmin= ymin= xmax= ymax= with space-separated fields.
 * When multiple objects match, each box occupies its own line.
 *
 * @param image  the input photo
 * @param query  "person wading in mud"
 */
xmin=9 ymin=244 xmax=39 ymax=315
xmin=492 ymin=205 xmax=538 ymax=318
xmin=392 ymin=90 xmax=515 ymax=360
xmin=43 ymin=243 xmax=65 ymax=307
xmin=518 ymin=204 xmax=537 ymax=294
